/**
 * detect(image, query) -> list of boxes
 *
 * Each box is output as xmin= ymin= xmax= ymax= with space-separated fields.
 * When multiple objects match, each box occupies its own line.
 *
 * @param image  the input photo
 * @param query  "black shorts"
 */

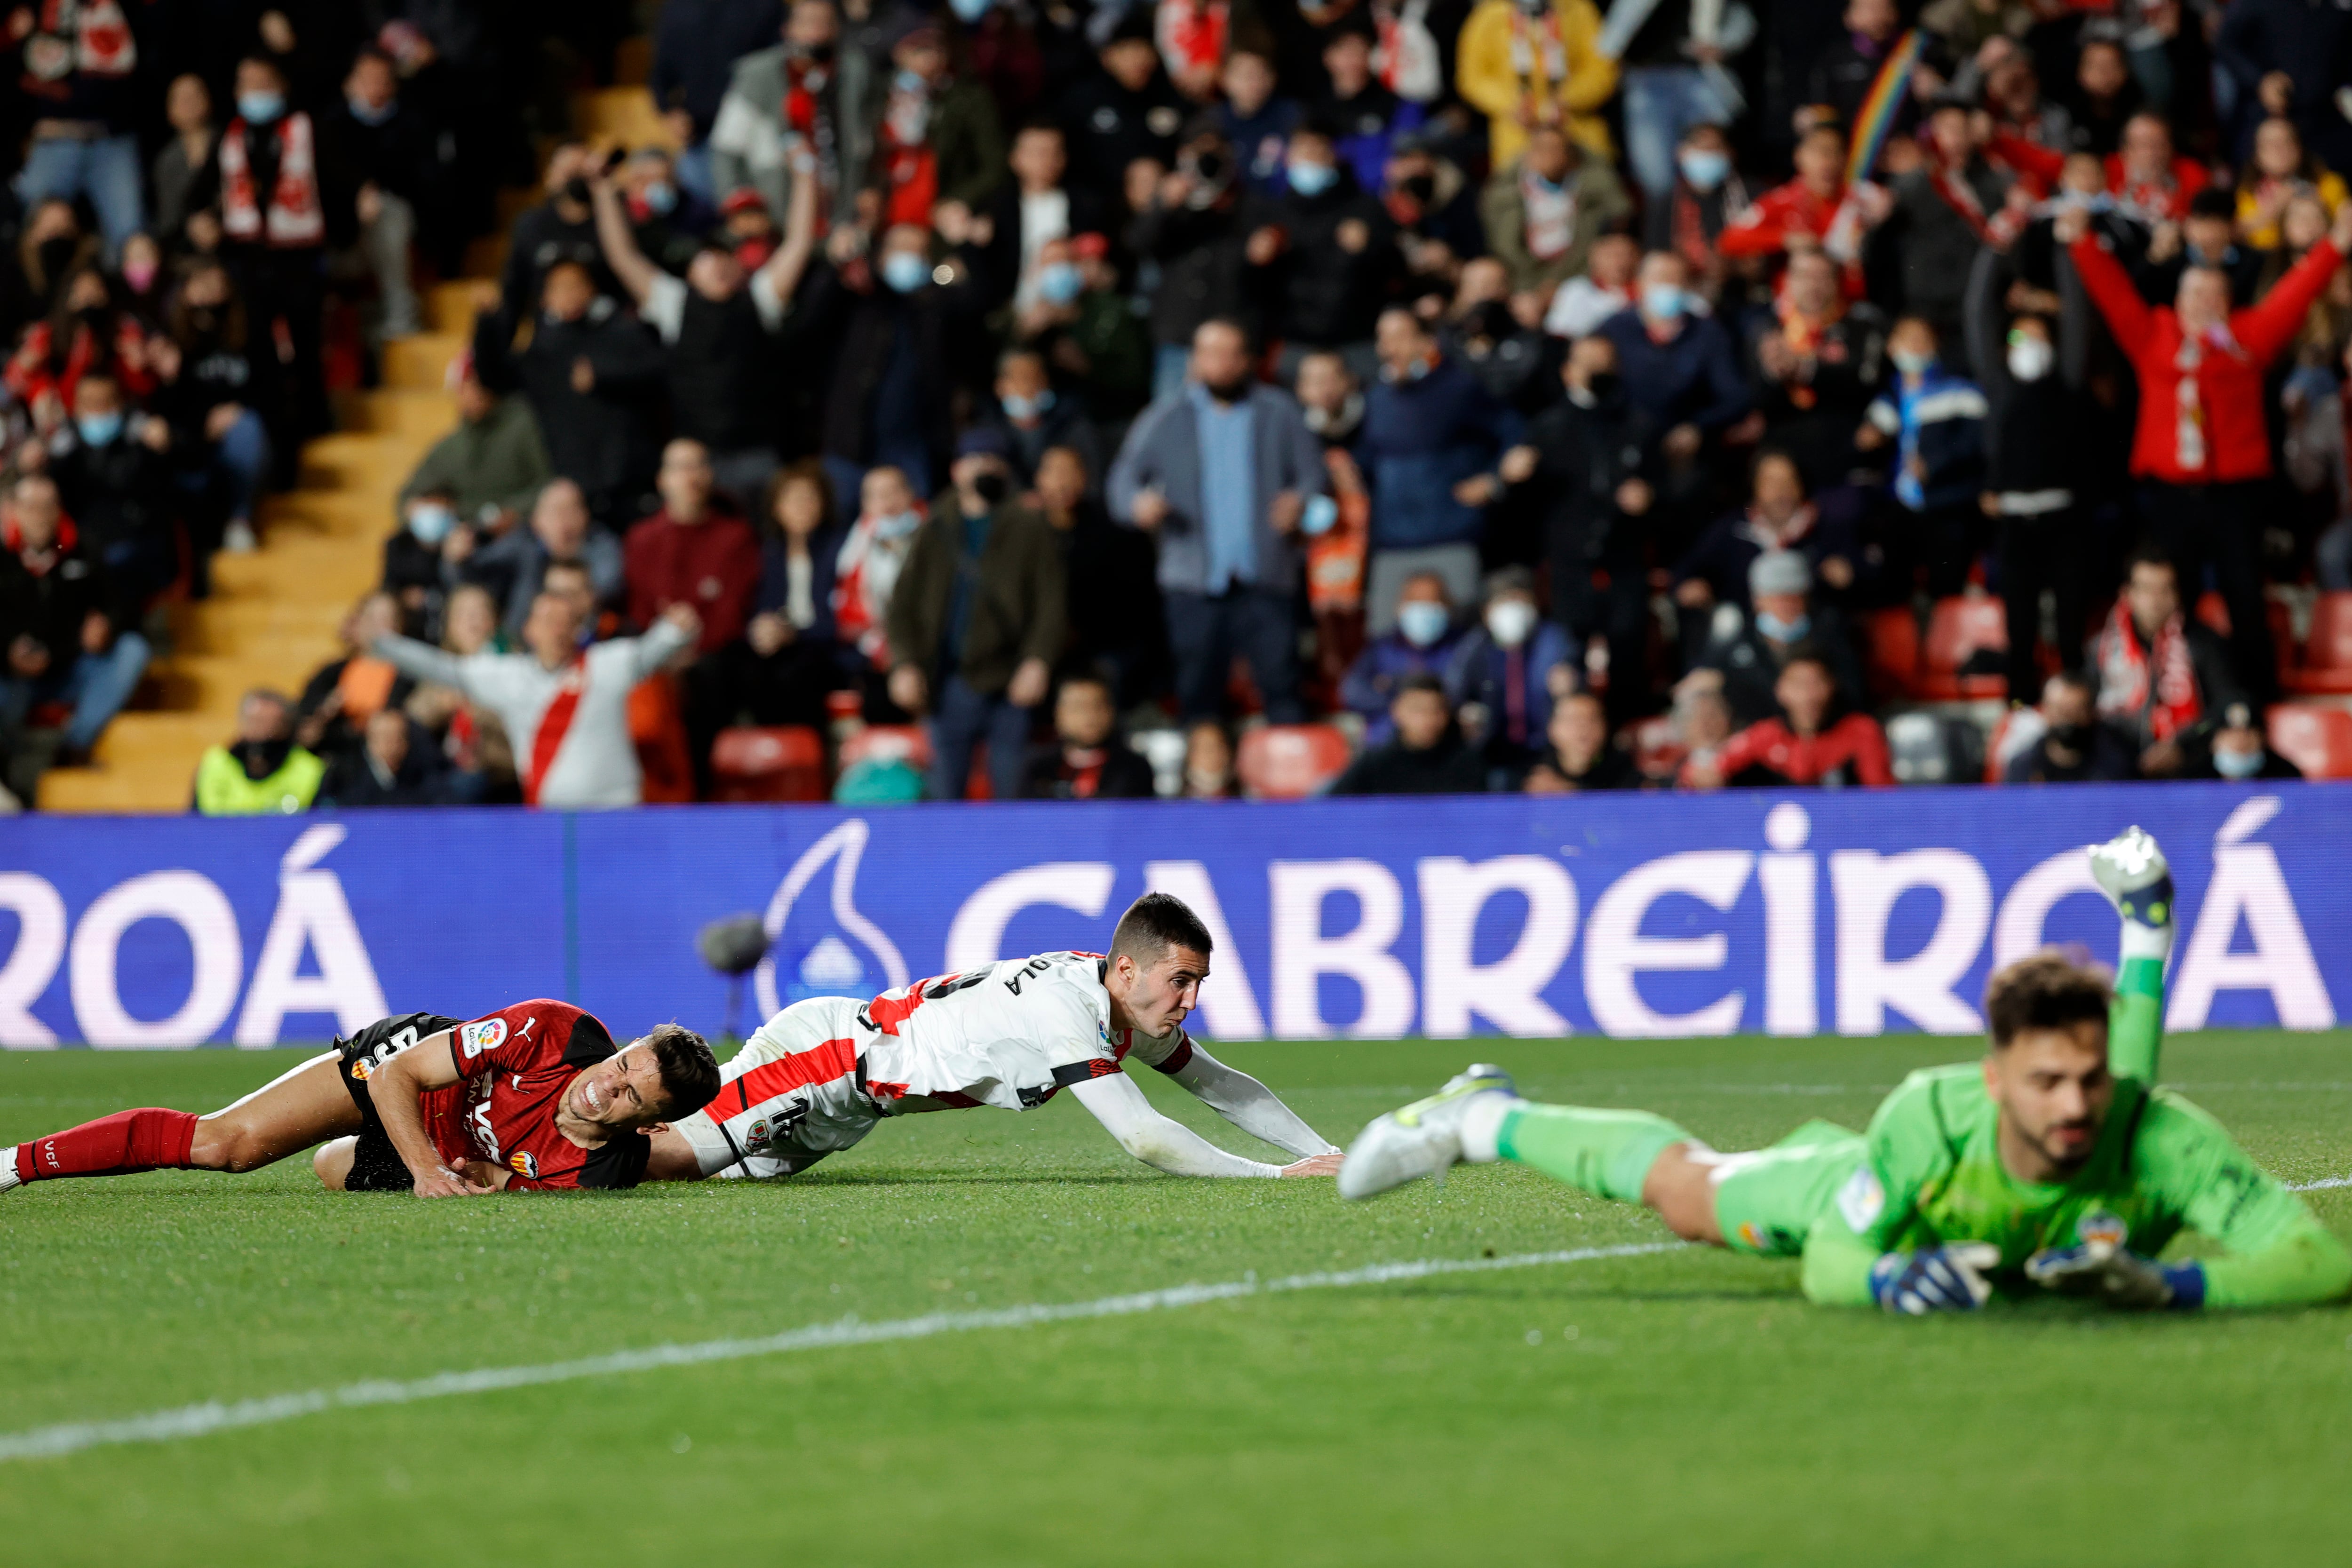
xmin=334 ymin=1013 xmax=463 ymax=1193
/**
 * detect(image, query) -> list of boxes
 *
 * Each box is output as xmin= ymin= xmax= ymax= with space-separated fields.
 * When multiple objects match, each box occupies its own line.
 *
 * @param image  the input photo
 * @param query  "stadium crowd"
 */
xmin=5 ymin=0 xmax=2352 ymax=811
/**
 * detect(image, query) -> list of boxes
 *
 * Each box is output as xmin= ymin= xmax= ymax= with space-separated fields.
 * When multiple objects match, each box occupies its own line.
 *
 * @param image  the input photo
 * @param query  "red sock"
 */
xmin=17 ymin=1109 xmax=200 ymax=1182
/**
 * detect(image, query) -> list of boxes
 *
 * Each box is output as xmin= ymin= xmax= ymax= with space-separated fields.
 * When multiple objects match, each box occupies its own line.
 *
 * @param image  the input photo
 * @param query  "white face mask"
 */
xmin=2007 ymin=337 xmax=2054 ymax=382
xmin=1890 ymin=348 xmax=1932 ymax=376
xmin=1485 ymin=599 xmax=1538 ymax=648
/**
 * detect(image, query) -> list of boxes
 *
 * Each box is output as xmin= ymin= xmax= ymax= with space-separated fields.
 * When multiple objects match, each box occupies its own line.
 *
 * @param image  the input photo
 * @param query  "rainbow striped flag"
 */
xmin=1844 ymin=28 xmax=1924 ymax=188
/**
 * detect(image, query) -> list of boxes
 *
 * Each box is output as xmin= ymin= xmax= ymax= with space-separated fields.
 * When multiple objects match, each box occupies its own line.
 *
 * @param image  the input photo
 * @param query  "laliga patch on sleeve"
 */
xmin=1836 ymin=1165 xmax=1885 ymax=1234
xmin=459 ymin=1018 xmax=509 ymax=1059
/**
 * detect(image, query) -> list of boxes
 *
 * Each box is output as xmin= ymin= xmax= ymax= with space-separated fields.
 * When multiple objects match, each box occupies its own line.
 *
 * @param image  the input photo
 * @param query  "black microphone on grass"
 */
xmin=697 ymin=914 xmax=772 ymax=1046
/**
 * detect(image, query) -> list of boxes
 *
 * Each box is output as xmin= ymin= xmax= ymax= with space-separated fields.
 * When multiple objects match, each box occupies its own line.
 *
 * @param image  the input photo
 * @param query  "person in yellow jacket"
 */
xmin=2235 ymin=117 xmax=2349 ymax=253
xmin=193 ymin=689 xmax=324 ymax=815
xmin=1457 ymin=0 xmax=1618 ymax=169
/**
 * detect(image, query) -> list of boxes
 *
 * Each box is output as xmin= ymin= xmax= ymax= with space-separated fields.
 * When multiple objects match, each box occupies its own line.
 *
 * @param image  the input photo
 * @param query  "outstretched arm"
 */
xmin=2090 ymin=826 xmax=2175 ymax=1086
xmin=1166 ymin=1044 xmax=1339 ymax=1161
xmin=1066 ymin=1072 xmax=1327 ymax=1178
xmin=589 ymin=176 xmax=663 ymax=307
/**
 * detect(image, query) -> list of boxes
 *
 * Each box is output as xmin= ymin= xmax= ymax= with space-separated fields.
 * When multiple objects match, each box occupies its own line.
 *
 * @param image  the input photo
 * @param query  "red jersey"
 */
xmin=1686 ymin=712 xmax=1894 ymax=788
xmin=379 ymin=1001 xmax=647 ymax=1190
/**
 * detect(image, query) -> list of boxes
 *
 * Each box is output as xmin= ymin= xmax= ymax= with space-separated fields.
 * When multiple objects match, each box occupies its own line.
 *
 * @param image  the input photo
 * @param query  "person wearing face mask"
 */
xmin=1964 ymin=248 xmax=2088 ymax=704
xmin=383 ymin=487 xmax=464 ymax=633
xmin=710 ymin=0 xmax=866 ymax=232
xmin=5 ymin=263 xmax=153 ymax=426
xmin=396 ymin=353 xmax=552 ymax=550
xmin=1744 ymin=248 xmax=1888 ymax=494
xmin=2187 ymin=701 xmax=2305 ymax=781
xmin=652 ymin=0 xmax=796 ymax=210
xmin=1856 ymin=315 xmax=1987 ymax=597
xmin=320 ymin=46 xmax=437 ymax=341
xmin=884 ymin=427 xmax=1067 ymax=801
xmin=2002 ymin=670 xmax=2138 ymax=784
xmin=1508 ymin=332 xmax=1656 ymax=727
xmin=2063 ymin=195 xmax=2352 ymax=702
xmin=1009 ymin=234 xmax=1155 ymax=425
xmin=1691 ymin=548 xmax=1865 ymax=728
xmin=1597 ymin=249 xmax=1751 ymax=503
xmin=979 ymin=123 xmax=1111 ymax=319
xmin=1132 ymin=129 xmax=1276 ymax=399
xmin=1254 ymin=122 xmax=1400 ymax=381
xmin=1342 ymin=572 xmax=1466 ymax=746
xmin=454 ymin=479 xmax=626 ymax=642
xmin=1478 ymin=123 xmax=1633 ymax=298
xmin=1444 ymin=566 xmax=1576 ymax=784
xmin=862 ymin=14 xmax=1007 ymax=229
xmin=978 ymin=346 xmax=1102 ymax=491
xmin=1600 ymin=0 xmax=1755 ymax=212
xmin=9 ymin=0 xmax=148 ymax=261
xmin=191 ymin=55 xmax=338 ymax=443
xmin=43 ymin=372 xmax=175 ymax=622
xmin=1645 ymin=123 xmax=1747 ymax=287
xmin=495 ymin=144 xmax=623 ymax=323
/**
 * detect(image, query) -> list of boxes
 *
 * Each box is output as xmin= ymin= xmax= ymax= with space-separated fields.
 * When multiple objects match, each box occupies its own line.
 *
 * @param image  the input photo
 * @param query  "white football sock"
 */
xmin=1458 ymin=1096 xmax=1512 ymax=1164
xmin=2120 ymin=918 xmax=2173 ymax=964
xmin=0 ymin=1146 xmax=19 ymax=1192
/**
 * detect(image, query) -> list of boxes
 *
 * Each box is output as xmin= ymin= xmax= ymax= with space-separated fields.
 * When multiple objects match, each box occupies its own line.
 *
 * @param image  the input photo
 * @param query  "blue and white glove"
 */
xmin=1868 ymin=1243 xmax=2001 ymax=1314
xmin=2026 ymin=1242 xmax=2203 ymax=1309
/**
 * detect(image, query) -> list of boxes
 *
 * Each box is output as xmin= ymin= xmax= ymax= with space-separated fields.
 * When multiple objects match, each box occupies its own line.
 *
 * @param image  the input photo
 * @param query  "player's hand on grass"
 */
xmin=1868 ymin=1243 xmax=2000 ymax=1314
xmin=2025 ymin=1241 xmax=2198 ymax=1309
xmin=410 ymin=1161 xmax=493 ymax=1198
xmin=1279 ymin=1151 xmax=1345 ymax=1177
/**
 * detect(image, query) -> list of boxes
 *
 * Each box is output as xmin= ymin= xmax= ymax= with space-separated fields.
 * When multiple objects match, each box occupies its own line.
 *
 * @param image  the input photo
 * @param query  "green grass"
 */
xmin=2 ymin=1032 xmax=2349 ymax=1567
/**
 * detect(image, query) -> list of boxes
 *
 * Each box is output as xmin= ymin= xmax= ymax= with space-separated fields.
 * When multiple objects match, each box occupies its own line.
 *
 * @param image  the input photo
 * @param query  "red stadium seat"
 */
xmin=2266 ymin=703 xmax=2352 ymax=780
xmin=1630 ymin=715 xmax=1685 ymax=783
xmin=1236 ymin=724 xmax=1354 ymax=799
xmin=2284 ymin=593 xmax=2352 ymax=695
xmin=837 ymin=724 xmax=934 ymax=771
xmin=709 ymin=726 xmax=826 ymax=803
xmin=1913 ymin=595 xmax=2008 ymax=700
xmin=1860 ymin=606 xmax=1919 ymax=703
xmin=2194 ymin=590 xmax=2231 ymax=637
xmin=628 ymin=674 xmax=694 ymax=804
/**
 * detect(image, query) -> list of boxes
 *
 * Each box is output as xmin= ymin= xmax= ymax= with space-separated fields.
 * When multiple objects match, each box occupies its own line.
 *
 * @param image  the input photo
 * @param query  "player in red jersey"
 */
xmin=0 ymin=1002 xmax=721 ymax=1198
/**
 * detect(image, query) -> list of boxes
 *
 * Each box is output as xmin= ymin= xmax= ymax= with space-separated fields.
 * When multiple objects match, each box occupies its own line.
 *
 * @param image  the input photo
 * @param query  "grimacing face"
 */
xmin=561 ymin=1043 xmax=680 ymax=1130
xmin=1983 ymin=1019 xmax=2113 ymax=1175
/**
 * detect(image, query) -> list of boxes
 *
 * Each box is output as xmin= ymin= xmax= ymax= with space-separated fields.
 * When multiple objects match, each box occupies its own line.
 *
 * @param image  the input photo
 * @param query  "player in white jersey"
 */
xmin=644 ymin=893 xmax=1343 ymax=1181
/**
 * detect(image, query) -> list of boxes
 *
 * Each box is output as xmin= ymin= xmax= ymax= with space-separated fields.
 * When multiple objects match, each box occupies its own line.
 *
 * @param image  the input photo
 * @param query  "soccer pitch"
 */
xmin=4 ymin=1031 xmax=2349 ymax=1567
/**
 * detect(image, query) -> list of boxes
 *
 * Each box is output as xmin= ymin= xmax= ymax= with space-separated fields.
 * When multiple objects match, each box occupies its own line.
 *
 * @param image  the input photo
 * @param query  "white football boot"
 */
xmin=1337 ymin=1064 xmax=1518 ymax=1201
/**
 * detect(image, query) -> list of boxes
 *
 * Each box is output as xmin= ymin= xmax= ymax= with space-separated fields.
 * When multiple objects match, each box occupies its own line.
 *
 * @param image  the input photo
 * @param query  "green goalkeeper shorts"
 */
xmin=1709 ymin=1120 xmax=1868 ymax=1258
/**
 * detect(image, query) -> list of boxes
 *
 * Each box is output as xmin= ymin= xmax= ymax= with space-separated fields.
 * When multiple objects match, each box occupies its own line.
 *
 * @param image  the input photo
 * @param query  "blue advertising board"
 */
xmin=0 ymin=783 xmax=2344 ymax=1048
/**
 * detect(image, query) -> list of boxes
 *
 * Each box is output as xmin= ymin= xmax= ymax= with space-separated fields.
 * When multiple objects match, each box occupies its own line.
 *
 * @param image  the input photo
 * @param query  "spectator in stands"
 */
xmin=291 ymin=592 xmax=413 ymax=766
xmin=1718 ymin=124 xmax=1859 ymax=271
xmin=1524 ymin=689 xmax=1640 ymax=792
xmin=2127 ymin=187 xmax=2265 ymax=309
xmin=371 ymin=594 xmax=701 ymax=808
xmin=2002 ymin=669 xmax=2138 ymax=784
xmin=2090 ymin=548 xmax=2243 ymax=780
xmin=1599 ymin=249 xmax=1751 ymax=502
xmin=979 ymin=121 xmax=1109 ymax=318
xmin=322 ymin=46 xmax=436 ymax=342
xmin=831 ymin=464 xmax=923 ymax=682
xmin=2190 ymin=701 xmax=2306 ymax=781
xmin=13 ymin=0 xmax=148 ymax=256
xmin=886 ymin=427 xmax=1066 ymax=801
xmin=986 ymin=347 xmax=1102 ymax=489
xmin=1746 ymin=248 xmax=1885 ymax=494
xmin=397 ymin=356 xmax=552 ymax=540
xmin=1446 ymin=566 xmax=1575 ymax=785
xmin=1455 ymin=0 xmax=1618 ymax=171
xmin=1181 ymin=718 xmax=1236 ymax=798
xmin=715 ymin=463 xmax=850 ymax=732
xmin=1683 ymin=645 xmax=1892 ymax=789
xmin=151 ymin=74 xmax=215 ymax=243
xmin=1877 ymin=100 xmax=2017 ymax=349
xmin=866 ymin=14 xmax=1005 ymax=225
xmin=1023 ymin=670 xmax=1156 ymax=799
xmin=1857 ymin=316 xmax=1986 ymax=595
xmin=1329 ymin=671 xmax=1485 ymax=795
xmin=315 ymin=707 xmax=443 ymax=808
xmin=2062 ymin=198 xmax=2352 ymax=700
xmin=146 ymin=259 xmax=271 ymax=563
xmin=194 ymin=688 xmax=324 ymax=815
xmin=1132 ymin=127 xmax=1267 ymax=399
xmin=384 ymin=486 xmax=460 ymax=633
xmin=0 ymin=471 xmax=149 ymax=772
xmin=7 ymin=263 xmax=151 ymax=431
xmin=487 ymin=259 xmax=666 ymax=525
xmin=1054 ymin=9 xmax=1188 ymax=197
xmin=1255 ymin=119 xmax=1398 ymax=378
xmin=40 ymin=371 xmax=175 ymax=622
xmin=457 ymin=478 xmax=624 ymax=641
xmin=1213 ymin=48 xmax=1298 ymax=199
xmin=1009 ymin=233 xmax=1153 ymax=424
xmin=1358 ymin=308 xmax=1524 ymax=628
xmin=627 ymin=439 xmax=765 ymax=792
xmin=1313 ymin=20 xmax=1424 ymax=193
xmin=1035 ymin=444 xmax=1164 ymax=709
xmin=1688 ymin=549 xmax=1865 ymax=728
xmin=1803 ymin=0 xmax=1910 ymax=140
xmin=1343 ymin=571 xmax=1464 ymax=746
xmin=1609 ymin=0 xmax=1750 ymax=211
xmin=652 ymin=0 xmax=790 ymax=208
xmin=1646 ymin=122 xmax=1748 ymax=276
xmin=1109 ymin=318 xmax=1323 ymax=727
xmin=1479 ymin=124 xmax=1632 ymax=302
xmin=1675 ymin=450 xmax=1858 ymax=619
xmin=591 ymin=153 xmax=817 ymax=509
xmin=497 ymin=145 xmax=614 ymax=323
xmin=1542 ymin=226 xmax=1637 ymax=339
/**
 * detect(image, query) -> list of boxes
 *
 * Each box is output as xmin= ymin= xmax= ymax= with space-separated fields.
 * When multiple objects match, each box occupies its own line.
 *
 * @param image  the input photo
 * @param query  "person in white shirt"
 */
xmin=372 ymin=592 xmax=699 ymax=808
xmin=647 ymin=893 xmax=1344 ymax=1181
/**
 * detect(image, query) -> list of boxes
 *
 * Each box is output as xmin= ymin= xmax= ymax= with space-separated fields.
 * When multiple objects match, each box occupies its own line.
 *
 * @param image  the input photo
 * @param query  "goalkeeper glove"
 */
xmin=2025 ymin=1241 xmax=2204 ymax=1309
xmin=2090 ymin=826 xmax=2174 ymax=931
xmin=1868 ymin=1243 xmax=2001 ymax=1314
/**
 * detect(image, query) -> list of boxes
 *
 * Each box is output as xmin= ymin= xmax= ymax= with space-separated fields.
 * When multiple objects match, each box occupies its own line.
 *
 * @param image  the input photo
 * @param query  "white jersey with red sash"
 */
xmin=218 ymin=111 xmax=326 ymax=248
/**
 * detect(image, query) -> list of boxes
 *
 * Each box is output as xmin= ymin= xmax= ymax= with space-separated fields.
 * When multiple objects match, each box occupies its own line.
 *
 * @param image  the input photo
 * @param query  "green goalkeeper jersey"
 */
xmin=1801 ymin=957 xmax=2352 ymax=1310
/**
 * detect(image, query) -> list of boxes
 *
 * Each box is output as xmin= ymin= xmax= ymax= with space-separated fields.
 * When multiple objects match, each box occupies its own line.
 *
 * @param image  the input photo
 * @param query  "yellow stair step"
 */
xmin=381 ymin=333 xmax=465 ymax=391
xmin=577 ymin=87 xmax=675 ymax=150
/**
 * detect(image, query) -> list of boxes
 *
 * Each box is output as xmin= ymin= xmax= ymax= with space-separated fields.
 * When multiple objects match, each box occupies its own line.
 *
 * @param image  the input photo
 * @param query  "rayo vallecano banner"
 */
xmin=0 ymin=785 xmax=2343 ymax=1048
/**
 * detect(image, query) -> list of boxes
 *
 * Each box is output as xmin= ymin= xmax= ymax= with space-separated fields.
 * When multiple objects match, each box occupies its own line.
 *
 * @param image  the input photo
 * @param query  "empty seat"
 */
xmin=1914 ymin=595 xmax=2008 ymax=700
xmin=709 ymin=726 xmax=826 ymax=803
xmin=837 ymin=724 xmax=933 ymax=771
xmin=1236 ymin=724 xmax=1354 ymax=799
xmin=2266 ymin=703 xmax=2352 ymax=780
xmin=2284 ymin=593 xmax=2352 ymax=695
xmin=1860 ymin=606 xmax=1919 ymax=703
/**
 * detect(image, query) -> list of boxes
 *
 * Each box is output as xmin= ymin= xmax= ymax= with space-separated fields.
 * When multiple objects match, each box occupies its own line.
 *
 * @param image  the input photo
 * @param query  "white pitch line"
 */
xmin=0 ymin=1242 xmax=1680 ymax=1465
xmin=2291 ymin=1175 xmax=2352 ymax=1192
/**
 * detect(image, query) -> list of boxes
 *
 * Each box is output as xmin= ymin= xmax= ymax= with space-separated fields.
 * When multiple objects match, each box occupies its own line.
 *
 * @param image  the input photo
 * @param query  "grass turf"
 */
xmin=2 ymin=1032 xmax=2349 ymax=1567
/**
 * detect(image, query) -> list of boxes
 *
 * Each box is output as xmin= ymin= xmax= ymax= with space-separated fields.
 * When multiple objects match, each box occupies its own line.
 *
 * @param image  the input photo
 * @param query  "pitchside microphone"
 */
xmin=697 ymin=914 xmax=772 ymax=1042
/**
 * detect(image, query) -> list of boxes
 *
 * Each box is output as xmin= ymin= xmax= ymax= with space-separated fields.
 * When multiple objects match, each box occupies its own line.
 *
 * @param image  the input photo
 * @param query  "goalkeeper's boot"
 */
xmin=0 ymin=1147 xmax=18 ymax=1194
xmin=2090 ymin=825 xmax=2173 ymax=930
xmin=1338 ymin=1065 xmax=1517 ymax=1201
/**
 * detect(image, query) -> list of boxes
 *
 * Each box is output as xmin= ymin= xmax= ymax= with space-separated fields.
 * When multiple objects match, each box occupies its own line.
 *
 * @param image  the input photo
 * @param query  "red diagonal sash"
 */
xmin=524 ymin=654 xmax=587 ymax=806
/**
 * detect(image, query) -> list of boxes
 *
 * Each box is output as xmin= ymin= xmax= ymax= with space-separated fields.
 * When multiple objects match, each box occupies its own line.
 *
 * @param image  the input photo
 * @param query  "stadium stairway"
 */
xmin=39 ymin=46 xmax=672 ymax=813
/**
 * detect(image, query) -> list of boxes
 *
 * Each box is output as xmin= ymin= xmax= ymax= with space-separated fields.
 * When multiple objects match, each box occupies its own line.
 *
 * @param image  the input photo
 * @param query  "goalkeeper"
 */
xmin=1340 ymin=828 xmax=2352 ymax=1313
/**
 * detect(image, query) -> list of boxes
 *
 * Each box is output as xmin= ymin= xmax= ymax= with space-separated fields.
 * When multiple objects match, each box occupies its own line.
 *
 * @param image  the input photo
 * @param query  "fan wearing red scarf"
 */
xmin=2092 ymin=549 xmax=2244 ymax=780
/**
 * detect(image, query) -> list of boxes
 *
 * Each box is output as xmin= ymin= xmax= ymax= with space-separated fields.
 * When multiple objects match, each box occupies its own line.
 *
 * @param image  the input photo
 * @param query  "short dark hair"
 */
xmin=642 ymin=1022 xmax=720 ymax=1114
xmin=1985 ymin=951 xmax=2113 ymax=1049
xmin=1394 ymin=671 xmax=1448 ymax=701
xmin=1776 ymin=642 xmax=1835 ymax=680
xmin=2124 ymin=543 xmax=2176 ymax=581
xmin=1111 ymin=892 xmax=1214 ymax=966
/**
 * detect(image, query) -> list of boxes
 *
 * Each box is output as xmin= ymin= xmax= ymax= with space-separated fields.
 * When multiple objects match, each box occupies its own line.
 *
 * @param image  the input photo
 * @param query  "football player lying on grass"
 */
xmin=1 ymin=1004 xmax=721 ymax=1197
xmin=644 ymin=893 xmax=1344 ymax=1182
xmin=1343 ymin=829 xmax=2352 ymax=1313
